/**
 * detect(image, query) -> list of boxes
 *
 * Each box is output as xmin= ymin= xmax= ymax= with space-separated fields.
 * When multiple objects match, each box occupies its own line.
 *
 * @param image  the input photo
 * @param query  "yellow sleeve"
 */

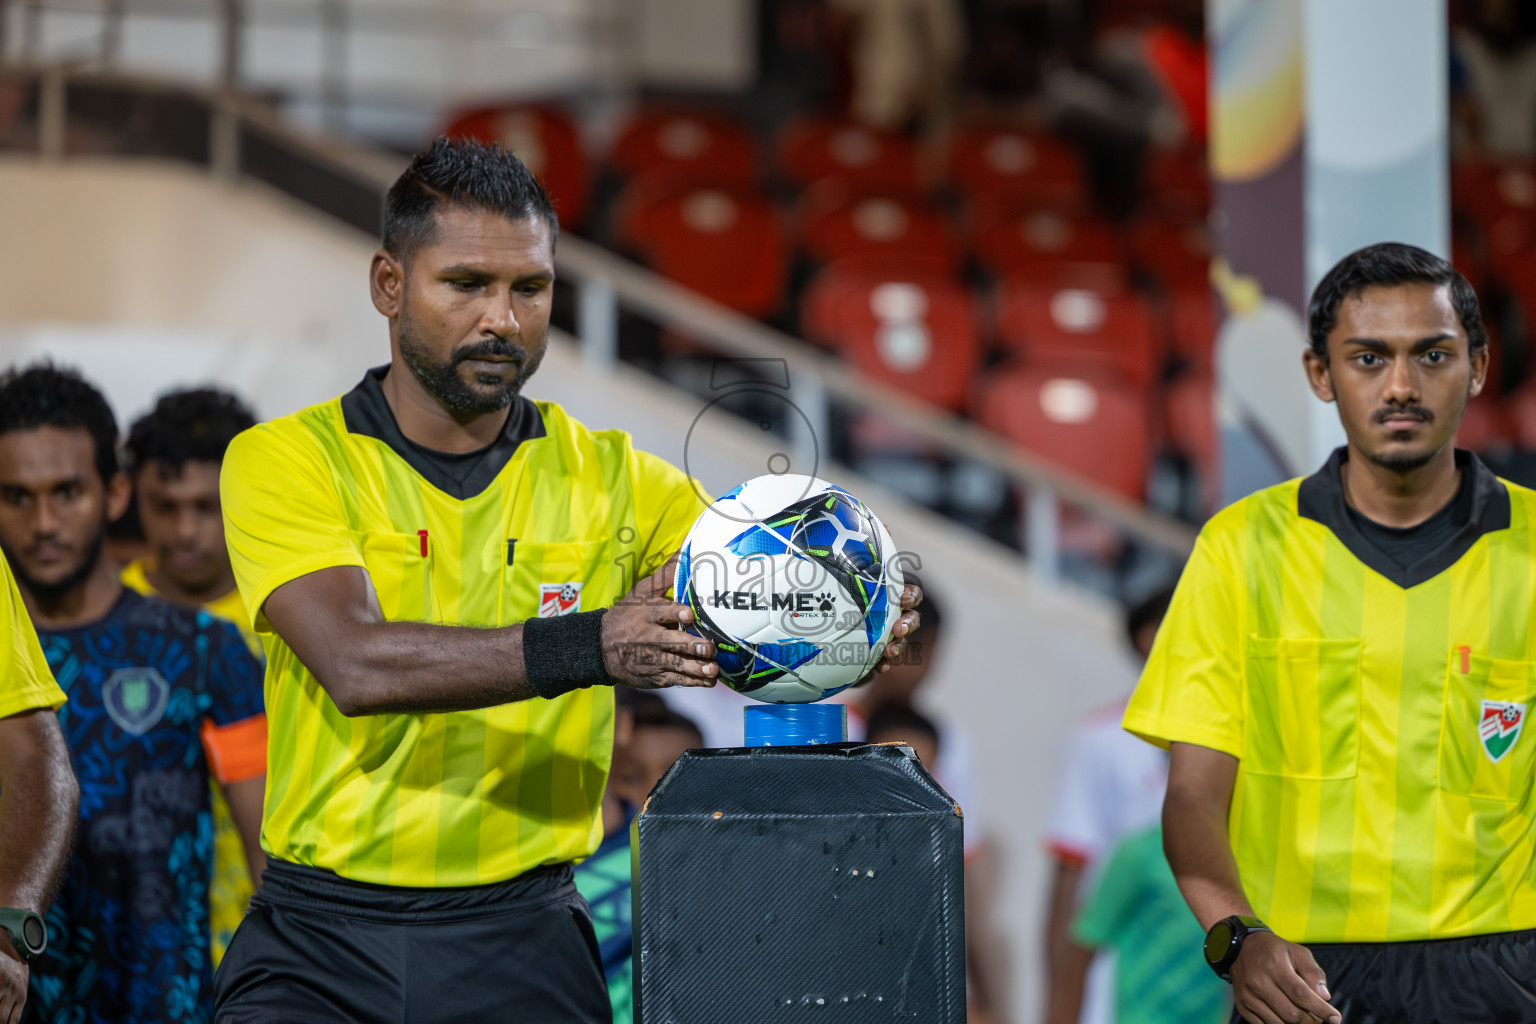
xmin=1122 ymin=519 xmax=1245 ymax=758
xmin=630 ymin=448 xmax=709 ymax=577
xmin=0 ymin=557 xmax=65 ymax=718
xmin=220 ymin=422 xmax=367 ymax=634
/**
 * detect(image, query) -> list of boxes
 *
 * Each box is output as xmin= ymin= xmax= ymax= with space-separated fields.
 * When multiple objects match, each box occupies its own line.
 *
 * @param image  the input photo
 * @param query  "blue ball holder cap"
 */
xmin=743 ymin=704 xmax=848 ymax=747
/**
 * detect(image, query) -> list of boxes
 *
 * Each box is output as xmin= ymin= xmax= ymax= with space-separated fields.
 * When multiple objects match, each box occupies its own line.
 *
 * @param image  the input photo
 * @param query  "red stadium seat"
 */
xmin=1485 ymin=210 xmax=1536 ymax=278
xmin=1162 ymin=370 xmax=1217 ymax=473
xmin=1505 ymin=382 xmax=1536 ymax=450
xmin=442 ymin=105 xmax=590 ymax=228
xmin=974 ymin=365 xmax=1151 ymax=500
xmin=1145 ymin=146 xmax=1211 ymax=215
xmin=1458 ymin=389 xmax=1513 ymax=455
xmin=994 ymin=277 xmax=1162 ymax=386
xmin=802 ymin=265 xmax=980 ymax=410
xmin=1167 ymin=287 xmax=1220 ymax=370
xmin=798 ymin=184 xmax=958 ymax=272
xmin=974 ymin=209 xmax=1126 ymax=281
xmin=1453 ymin=160 xmax=1536 ymax=236
xmin=609 ymin=109 xmax=757 ymax=185
xmin=778 ymin=116 xmax=922 ymax=192
xmin=945 ymin=126 xmax=1087 ymax=208
xmin=1130 ymin=214 xmax=1213 ymax=290
xmin=617 ymin=180 xmax=786 ymax=319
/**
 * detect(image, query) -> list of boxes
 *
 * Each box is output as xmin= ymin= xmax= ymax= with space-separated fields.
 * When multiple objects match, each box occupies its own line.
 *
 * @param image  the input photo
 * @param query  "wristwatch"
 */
xmin=0 ymin=908 xmax=46 ymax=961
xmin=1203 ymin=914 xmax=1271 ymax=981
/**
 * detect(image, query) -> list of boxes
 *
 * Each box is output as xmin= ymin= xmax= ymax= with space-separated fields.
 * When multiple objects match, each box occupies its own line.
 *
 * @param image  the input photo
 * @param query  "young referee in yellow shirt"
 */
xmin=1126 ymin=243 xmax=1536 ymax=1024
xmin=212 ymin=138 xmax=920 ymax=1022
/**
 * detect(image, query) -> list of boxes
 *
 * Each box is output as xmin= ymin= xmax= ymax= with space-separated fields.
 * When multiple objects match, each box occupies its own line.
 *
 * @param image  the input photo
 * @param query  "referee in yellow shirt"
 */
xmin=212 ymin=138 xmax=919 ymax=1022
xmin=1127 ymin=243 xmax=1536 ymax=1024
xmin=0 ymin=556 xmax=77 ymax=1024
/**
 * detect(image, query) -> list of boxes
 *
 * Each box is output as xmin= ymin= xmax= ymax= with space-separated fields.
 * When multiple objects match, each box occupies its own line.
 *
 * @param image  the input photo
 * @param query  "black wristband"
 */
xmin=523 ymin=609 xmax=610 ymax=699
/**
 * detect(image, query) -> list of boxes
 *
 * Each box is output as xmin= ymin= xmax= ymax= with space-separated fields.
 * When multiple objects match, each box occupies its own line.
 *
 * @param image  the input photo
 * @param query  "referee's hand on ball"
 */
xmin=1231 ymin=931 xmax=1341 ymax=1024
xmin=873 ymin=583 xmax=923 ymax=677
xmin=601 ymin=558 xmax=720 ymax=690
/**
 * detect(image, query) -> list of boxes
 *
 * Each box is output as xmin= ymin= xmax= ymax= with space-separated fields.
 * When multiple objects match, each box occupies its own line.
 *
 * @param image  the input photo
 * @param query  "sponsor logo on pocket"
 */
xmin=1480 ymin=700 xmax=1527 ymax=764
xmin=539 ymin=582 xmax=583 ymax=617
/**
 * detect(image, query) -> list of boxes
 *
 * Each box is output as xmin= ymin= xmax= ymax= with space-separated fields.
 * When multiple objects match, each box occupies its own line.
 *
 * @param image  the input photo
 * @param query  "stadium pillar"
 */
xmin=1210 ymin=0 xmax=1449 ymax=504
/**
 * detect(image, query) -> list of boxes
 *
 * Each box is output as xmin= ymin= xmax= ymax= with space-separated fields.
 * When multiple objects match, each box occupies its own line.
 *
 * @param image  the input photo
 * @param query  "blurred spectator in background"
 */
xmin=829 ymin=0 xmax=967 ymax=131
xmin=122 ymin=386 xmax=264 ymax=970
xmin=575 ymin=692 xmax=703 ymax=1024
xmin=961 ymin=0 xmax=1061 ymax=104
xmin=1040 ymin=584 xmax=1174 ymax=1024
xmin=847 ymin=583 xmax=1011 ymax=1024
xmin=1452 ymin=0 xmax=1536 ymax=158
xmin=1042 ymin=0 xmax=1205 ymax=214
xmin=0 ymin=364 xmax=265 ymax=1024
xmin=611 ymin=694 xmax=706 ymax=810
xmin=864 ymin=698 xmax=941 ymax=767
xmin=1070 ymin=822 xmax=1230 ymax=1024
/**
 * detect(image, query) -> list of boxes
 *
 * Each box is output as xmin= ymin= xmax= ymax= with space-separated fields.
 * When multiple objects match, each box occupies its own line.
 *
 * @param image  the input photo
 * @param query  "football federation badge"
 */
xmin=1479 ymin=700 xmax=1527 ymax=764
xmin=538 ymin=582 xmax=583 ymax=618
xmin=103 ymin=667 xmax=171 ymax=736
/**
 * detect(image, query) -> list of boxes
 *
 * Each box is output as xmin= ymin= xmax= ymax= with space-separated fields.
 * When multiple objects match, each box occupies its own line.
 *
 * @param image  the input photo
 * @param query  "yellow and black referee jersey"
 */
xmin=1126 ymin=447 xmax=1536 ymax=945
xmin=0 ymin=553 xmax=65 ymax=718
xmin=221 ymin=365 xmax=705 ymax=888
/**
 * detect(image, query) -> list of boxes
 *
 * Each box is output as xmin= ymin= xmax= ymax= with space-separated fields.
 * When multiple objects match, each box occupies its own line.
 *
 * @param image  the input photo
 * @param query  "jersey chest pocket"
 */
xmin=361 ymin=530 xmax=434 ymax=622
xmin=1439 ymin=651 xmax=1536 ymax=803
xmin=504 ymin=539 xmax=620 ymax=622
xmin=1244 ymin=636 xmax=1361 ymax=780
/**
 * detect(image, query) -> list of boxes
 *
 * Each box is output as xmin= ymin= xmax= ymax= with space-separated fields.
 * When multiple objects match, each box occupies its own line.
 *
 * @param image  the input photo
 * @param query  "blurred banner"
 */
xmin=1210 ymin=0 xmax=1448 ymax=503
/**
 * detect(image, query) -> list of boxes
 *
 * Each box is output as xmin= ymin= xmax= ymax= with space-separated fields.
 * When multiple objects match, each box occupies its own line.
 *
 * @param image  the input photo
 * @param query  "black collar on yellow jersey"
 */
xmin=1298 ymin=446 xmax=1510 ymax=589
xmin=341 ymin=364 xmax=546 ymax=500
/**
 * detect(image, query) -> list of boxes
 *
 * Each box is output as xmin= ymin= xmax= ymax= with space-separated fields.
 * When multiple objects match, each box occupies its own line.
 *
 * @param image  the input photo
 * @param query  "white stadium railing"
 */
xmin=0 ymin=61 xmax=1200 ymax=587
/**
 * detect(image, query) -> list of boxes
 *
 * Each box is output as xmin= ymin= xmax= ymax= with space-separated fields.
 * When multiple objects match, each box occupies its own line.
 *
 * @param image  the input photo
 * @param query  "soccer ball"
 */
xmin=673 ymin=474 xmax=904 ymax=703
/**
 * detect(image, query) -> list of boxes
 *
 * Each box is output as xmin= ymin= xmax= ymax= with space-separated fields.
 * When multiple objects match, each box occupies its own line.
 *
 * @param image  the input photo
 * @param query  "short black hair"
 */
xmin=627 ymin=692 xmax=705 ymax=747
xmin=864 ymin=700 xmax=941 ymax=752
xmin=1125 ymin=584 xmax=1175 ymax=649
xmin=125 ymin=387 xmax=256 ymax=475
xmin=383 ymin=136 xmax=558 ymax=260
xmin=0 ymin=363 xmax=119 ymax=482
xmin=1307 ymin=242 xmax=1488 ymax=362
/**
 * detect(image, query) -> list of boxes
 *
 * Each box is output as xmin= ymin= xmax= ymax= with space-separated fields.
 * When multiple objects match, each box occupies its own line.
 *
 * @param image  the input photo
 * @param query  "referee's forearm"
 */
xmin=0 ymin=712 xmax=79 ymax=913
xmin=1163 ymin=790 xmax=1254 ymax=931
xmin=313 ymin=620 xmax=540 ymax=716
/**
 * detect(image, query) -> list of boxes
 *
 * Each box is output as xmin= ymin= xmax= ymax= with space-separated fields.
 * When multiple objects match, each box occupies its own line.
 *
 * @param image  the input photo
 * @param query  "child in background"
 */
xmin=1072 ymin=825 xmax=1230 ymax=1024
xmin=574 ymin=691 xmax=704 ymax=1024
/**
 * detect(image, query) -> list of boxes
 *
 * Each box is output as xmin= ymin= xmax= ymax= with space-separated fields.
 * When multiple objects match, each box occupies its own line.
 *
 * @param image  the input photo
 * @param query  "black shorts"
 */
xmin=213 ymin=859 xmax=611 ymax=1024
xmin=1231 ymin=928 xmax=1536 ymax=1024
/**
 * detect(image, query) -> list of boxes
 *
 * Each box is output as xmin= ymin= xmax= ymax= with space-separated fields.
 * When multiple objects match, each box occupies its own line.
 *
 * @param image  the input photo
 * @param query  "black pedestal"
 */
xmin=632 ymin=742 xmax=966 ymax=1022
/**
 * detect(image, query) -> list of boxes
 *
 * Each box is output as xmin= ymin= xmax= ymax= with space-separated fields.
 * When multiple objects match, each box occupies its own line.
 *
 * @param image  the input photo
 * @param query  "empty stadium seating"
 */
xmin=609 ymin=109 xmax=758 ymax=186
xmin=442 ymin=105 xmax=591 ymax=229
xmin=994 ymin=278 xmax=1162 ymax=386
xmin=974 ymin=366 xmax=1151 ymax=501
xmin=802 ymin=262 xmax=980 ymax=411
xmin=778 ymin=115 xmax=922 ymax=192
xmin=798 ymin=184 xmax=959 ymax=272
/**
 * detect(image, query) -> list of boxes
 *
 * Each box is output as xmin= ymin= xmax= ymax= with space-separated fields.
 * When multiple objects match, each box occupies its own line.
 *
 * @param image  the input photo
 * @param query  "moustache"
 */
xmin=453 ymin=339 xmax=527 ymax=365
xmin=1373 ymin=406 xmax=1433 ymax=426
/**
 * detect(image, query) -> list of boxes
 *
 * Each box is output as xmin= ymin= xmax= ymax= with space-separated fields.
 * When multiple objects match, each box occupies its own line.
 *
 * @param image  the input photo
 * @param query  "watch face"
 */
xmin=21 ymin=914 xmax=43 ymax=957
xmin=1204 ymin=920 xmax=1234 ymax=963
xmin=21 ymin=915 xmax=44 ymax=952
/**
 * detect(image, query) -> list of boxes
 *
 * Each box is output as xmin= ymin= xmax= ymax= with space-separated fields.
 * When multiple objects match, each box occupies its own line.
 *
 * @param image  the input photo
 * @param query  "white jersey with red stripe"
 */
xmin=1045 ymin=696 xmax=1168 ymax=1024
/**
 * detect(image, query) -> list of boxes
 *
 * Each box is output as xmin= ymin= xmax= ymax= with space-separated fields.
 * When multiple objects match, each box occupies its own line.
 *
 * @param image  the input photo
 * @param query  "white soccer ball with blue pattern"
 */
xmin=673 ymin=474 xmax=904 ymax=703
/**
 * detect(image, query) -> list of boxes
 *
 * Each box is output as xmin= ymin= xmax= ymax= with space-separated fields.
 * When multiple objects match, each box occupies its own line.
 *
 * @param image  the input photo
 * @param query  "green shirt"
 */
xmin=1072 ymin=825 xmax=1230 ymax=1024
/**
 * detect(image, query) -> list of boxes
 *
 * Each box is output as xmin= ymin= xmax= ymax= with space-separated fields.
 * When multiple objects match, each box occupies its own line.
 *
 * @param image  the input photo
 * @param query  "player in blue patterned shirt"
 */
xmin=0 ymin=365 xmax=266 ymax=1024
